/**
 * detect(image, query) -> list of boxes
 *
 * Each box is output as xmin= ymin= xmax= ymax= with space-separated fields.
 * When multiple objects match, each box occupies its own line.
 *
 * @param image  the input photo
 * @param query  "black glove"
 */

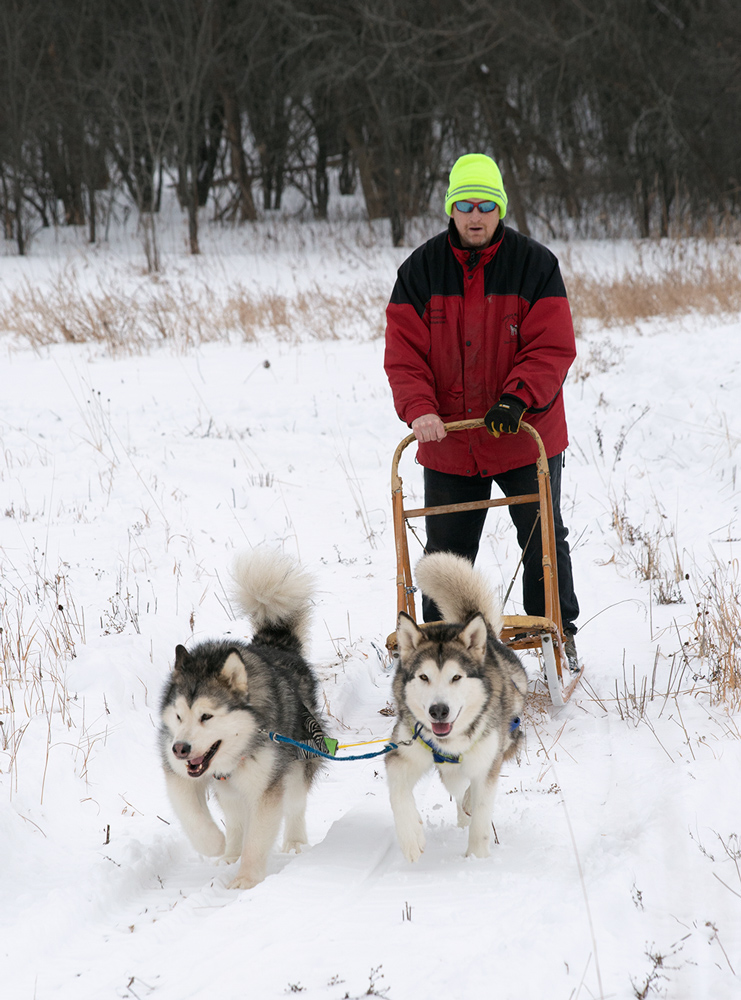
xmin=484 ymin=394 xmax=527 ymax=437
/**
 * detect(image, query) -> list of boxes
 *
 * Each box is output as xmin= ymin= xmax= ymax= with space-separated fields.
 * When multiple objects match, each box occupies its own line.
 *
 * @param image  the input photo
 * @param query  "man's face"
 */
xmin=451 ymin=200 xmax=500 ymax=249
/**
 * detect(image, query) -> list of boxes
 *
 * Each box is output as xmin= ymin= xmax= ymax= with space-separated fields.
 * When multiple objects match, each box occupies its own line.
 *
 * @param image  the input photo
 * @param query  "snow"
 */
xmin=1 ymin=210 xmax=740 ymax=1000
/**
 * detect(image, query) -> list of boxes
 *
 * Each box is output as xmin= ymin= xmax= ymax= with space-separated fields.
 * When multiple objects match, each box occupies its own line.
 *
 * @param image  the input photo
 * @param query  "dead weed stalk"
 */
xmin=609 ymin=494 xmax=685 ymax=603
xmin=686 ymin=566 xmax=741 ymax=710
xmin=0 ymin=562 xmax=87 ymax=799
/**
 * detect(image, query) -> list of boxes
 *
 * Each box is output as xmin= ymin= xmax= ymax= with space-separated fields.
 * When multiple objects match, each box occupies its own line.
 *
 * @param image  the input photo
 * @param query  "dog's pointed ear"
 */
xmin=220 ymin=649 xmax=249 ymax=693
xmin=174 ymin=644 xmax=191 ymax=673
xmin=459 ymin=613 xmax=487 ymax=661
xmin=396 ymin=612 xmax=425 ymax=659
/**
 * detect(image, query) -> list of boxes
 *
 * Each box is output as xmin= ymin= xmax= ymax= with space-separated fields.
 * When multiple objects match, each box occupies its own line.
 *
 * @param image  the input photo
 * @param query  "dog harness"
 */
xmin=412 ymin=723 xmax=461 ymax=764
xmin=412 ymin=718 xmax=521 ymax=764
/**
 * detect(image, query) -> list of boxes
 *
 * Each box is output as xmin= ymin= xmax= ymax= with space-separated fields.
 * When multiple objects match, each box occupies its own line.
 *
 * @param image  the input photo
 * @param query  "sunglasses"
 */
xmin=454 ymin=201 xmax=498 ymax=214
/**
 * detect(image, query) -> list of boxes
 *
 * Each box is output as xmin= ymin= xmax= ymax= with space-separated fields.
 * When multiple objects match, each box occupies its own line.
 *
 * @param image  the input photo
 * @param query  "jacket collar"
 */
xmin=448 ymin=217 xmax=504 ymax=270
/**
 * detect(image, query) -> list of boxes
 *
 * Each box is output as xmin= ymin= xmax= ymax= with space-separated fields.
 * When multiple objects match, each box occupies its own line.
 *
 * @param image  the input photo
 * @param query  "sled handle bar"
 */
xmin=391 ymin=418 xmax=549 ymax=492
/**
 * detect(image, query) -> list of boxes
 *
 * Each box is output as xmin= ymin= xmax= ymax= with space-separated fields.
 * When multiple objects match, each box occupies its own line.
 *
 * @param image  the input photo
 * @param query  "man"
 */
xmin=384 ymin=152 xmax=580 ymax=665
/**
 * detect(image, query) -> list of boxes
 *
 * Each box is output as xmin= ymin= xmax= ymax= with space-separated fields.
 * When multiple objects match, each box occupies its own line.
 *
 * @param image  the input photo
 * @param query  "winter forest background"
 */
xmin=2 ymin=0 xmax=741 ymax=253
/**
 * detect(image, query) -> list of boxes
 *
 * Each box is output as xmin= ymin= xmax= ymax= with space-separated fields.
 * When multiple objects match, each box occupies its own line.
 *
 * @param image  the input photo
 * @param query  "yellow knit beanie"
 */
xmin=444 ymin=153 xmax=508 ymax=218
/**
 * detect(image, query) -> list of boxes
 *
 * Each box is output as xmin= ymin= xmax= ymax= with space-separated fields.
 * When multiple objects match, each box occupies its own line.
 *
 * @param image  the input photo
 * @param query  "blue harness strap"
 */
xmin=413 ymin=717 xmax=521 ymax=764
xmin=268 ymin=731 xmax=399 ymax=761
xmin=412 ymin=723 xmax=461 ymax=764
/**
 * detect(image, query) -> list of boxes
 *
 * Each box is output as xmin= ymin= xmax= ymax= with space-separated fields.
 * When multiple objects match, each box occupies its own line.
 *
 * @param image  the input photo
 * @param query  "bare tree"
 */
xmin=2 ymin=0 xmax=740 ymax=250
xmin=145 ymin=0 xmax=224 ymax=253
xmin=0 ymin=0 xmax=53 ymax=253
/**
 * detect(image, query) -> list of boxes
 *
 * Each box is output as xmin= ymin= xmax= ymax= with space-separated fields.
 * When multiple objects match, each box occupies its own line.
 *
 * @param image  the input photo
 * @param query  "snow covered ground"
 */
xmin=1 ymin=208 xmax=740 ymax=999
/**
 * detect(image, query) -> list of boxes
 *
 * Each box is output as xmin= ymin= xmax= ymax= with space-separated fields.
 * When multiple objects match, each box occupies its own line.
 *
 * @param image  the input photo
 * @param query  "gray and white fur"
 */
xmin=386 ymin=552 xmax=528 ymax=861
xmin=159 ymin=548 xmax=324 ymax=889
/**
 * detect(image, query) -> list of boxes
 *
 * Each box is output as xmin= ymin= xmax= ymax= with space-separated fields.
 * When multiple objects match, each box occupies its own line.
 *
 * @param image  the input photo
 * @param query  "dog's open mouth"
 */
xmin=431 ymin=722 xmax=452 ymax=738
xmin=186 ymin=741 xmax=222 ymax=777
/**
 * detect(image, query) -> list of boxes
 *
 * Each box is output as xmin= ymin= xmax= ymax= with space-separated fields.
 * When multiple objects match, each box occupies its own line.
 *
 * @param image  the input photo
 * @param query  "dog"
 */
xmin=159 ymin=548 xmax=326 ymax=889
xmin=385 ymin=552 xmax=528 ymax=862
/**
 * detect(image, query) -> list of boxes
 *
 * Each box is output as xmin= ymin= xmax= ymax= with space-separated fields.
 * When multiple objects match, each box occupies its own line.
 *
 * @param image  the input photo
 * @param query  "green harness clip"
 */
xmin=323 ymin=737 xmax=339 ymax=756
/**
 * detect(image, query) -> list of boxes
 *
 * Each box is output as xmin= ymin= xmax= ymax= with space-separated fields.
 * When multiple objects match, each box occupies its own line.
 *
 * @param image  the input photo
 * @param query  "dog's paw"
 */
xmin=397 ymin=820 xmax=426 ymax=863
xmin=456 ymin=803 xmax=472 ymax=828
xmin=465 ymin=837 xmax=491 ymax=859
xmin=281 ymin=838 xmax=305 ymax=854
xmin=215 ymin=852 xmax=240 ymax=866
xmin=227 ymin=871 xmax=263 ymax=890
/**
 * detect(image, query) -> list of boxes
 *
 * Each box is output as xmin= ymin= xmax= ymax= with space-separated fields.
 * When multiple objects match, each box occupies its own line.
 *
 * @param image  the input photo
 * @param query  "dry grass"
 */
xmin=599 ymin=489 xmax=740 ymax=711
xmin=608 ymin=494 xmax=685 ymax=604
xmin=688 ymin=567 xmax=741 ymax=710
xmin=568 ymin=243 xmax=741 ymax=333
xmin=606 ymin=494 xmax=741 ymax=710
xmin=0 ymin=268 xmax=387 ymax=352
xmin=3 ymin=238 xmax=741 ymax=350
xmin=1 ymin=562 xmax=87 ymax=799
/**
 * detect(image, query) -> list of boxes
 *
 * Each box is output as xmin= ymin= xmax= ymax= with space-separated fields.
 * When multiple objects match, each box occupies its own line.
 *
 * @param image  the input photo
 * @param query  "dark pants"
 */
xmin=422 ymin=454 xmax=579 ymax=631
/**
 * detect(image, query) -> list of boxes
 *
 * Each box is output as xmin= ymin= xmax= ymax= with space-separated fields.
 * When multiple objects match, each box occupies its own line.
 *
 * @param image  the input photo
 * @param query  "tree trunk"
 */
xmin=14 ymin=177 xmax=25 ymax=256
xmin=345 ymin=123 xmax=387 ymax=219
xmin=314 ymin=141 xmax=329 ymax=220
xmin=196 ymin=100 xmax=224 ymax=208
xmin=501 ymin=152 xmax=531 ymax=237
xmin=186 ymin=162 xmax=200 ymax=254
xmin=636 ymin=178 xmax=651 ymax=238
xmin=88 ymin=186 xmax=96 ymax=243
xmin=221 ymin=87 xmax=257 ymax=222
xmin=339 ymin=141 xmax=356 ymax=195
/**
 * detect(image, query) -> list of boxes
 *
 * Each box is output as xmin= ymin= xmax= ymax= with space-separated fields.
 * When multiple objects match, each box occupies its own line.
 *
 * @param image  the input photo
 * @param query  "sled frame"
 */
xmin=387 ymin=419 xmax=583 ymax=706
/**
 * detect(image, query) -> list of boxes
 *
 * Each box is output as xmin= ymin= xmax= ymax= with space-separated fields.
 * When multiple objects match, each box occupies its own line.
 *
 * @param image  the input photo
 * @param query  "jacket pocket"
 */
xmin=437 ymin=384 xmax=464 ymax=420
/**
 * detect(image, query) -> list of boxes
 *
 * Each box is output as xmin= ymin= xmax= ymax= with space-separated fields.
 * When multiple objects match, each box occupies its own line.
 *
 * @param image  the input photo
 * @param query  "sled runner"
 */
xmin=386 ymin=418 xmax=584 ymax=706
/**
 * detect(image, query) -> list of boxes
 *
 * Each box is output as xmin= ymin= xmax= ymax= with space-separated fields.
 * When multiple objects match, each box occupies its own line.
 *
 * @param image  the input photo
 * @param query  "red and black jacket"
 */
xmin=384 ymin=220 xmax=576 ymax=476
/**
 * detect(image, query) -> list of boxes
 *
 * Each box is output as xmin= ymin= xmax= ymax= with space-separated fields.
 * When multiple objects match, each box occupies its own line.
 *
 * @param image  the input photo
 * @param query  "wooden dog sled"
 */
xmin=386 ymin=419 xmax=584 ymax=706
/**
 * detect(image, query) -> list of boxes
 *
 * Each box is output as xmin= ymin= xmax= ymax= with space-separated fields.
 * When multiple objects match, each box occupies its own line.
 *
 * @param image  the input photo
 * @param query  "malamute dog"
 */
xmin=386 ymin=552 xmax=528 ymax=861
xmin=159 ymin=549 xmax=325 ymax=889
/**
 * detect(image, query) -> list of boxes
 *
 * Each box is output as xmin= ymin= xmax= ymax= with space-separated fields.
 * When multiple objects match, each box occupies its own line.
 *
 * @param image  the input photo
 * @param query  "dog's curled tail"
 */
xmin=231 ymin=548 xmax=314 ymax=652
xmin=414 ymin=552 xmax=503 ymax=637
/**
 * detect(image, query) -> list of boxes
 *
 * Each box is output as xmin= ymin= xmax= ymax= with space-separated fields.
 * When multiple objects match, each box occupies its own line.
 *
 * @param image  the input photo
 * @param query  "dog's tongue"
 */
xmin=431 ymin=722 xmax=452 ymax=737
xmin=188 ymin=754 xmax=205 ymax=767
